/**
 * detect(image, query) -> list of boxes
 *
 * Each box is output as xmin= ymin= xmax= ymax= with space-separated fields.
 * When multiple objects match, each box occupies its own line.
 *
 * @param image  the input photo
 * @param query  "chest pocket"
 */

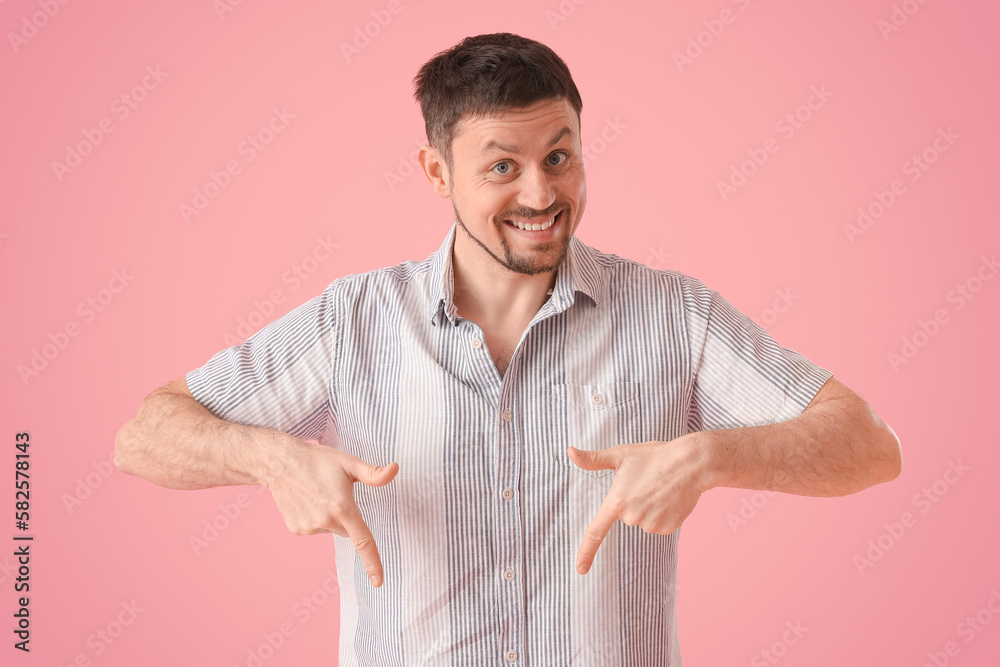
xmin=551 ymin=381 xmax=642 ymax=479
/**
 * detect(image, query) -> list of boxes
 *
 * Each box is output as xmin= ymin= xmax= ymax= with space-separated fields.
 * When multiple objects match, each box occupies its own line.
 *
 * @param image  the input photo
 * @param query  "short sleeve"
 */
xmin=682 ymin=276 xmax=833 ymax=433
xmin=185 ymin=282 xmax=343 ymax=441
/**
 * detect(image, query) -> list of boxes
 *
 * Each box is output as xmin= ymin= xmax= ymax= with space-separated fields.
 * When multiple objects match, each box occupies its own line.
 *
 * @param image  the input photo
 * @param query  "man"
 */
xmin=115 ymin=32 xmax=901 ymax=665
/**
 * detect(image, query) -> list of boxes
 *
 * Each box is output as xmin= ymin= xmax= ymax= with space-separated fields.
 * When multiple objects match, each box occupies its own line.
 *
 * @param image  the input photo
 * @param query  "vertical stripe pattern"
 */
xmin=186 ymin=222 xmax=833 ymax=666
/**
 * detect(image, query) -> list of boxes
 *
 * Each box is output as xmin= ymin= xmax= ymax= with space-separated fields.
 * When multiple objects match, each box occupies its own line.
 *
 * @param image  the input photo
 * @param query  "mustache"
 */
xmin=497 ymin=205 xmax=565 ymax=220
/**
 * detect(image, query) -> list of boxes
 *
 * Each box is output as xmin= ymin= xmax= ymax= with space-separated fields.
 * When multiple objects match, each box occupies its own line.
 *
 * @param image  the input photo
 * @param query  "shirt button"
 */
xmin=471 ymin=338 xmax=483 ymax=349
xmin=502 ymin=408 xmax=513 ymax=422
xmin=502 ymin=487 xmax=514 ymax=500
xmin=503 ymin=568 xmax=516 ymax=582
xmin=506 ymin=649 xmax=518 ymax=662
xmin=591 ymin=393 xmax=604 ymax=405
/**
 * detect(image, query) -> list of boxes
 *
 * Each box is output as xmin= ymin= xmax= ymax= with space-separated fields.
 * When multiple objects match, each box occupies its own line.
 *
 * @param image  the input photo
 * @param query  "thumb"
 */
xmin=347 ymin=457 xmax=399 ymax=487
xmin=567 ymin=445 xmax=621 ymax=472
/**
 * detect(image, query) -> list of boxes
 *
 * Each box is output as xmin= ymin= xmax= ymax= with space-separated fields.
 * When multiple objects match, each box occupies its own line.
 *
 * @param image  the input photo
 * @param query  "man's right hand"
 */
xmin=115 ymin=377 xmax=398 ymax=587
xmin=265 ymin=438 xmax=398 ymax=588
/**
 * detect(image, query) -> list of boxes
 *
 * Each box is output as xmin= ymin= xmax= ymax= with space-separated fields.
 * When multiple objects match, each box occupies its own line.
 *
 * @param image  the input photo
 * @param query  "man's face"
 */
xmin=444 ymin=98 xmax=586 ymax=276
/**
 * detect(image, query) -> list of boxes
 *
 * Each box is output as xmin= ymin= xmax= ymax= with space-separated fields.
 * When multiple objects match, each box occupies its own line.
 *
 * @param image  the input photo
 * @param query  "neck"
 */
xmin=451 ymin=230 xmax=558 ymax=330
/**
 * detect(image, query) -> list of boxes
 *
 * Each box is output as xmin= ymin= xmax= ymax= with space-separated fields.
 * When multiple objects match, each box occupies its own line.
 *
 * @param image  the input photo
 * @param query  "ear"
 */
xmin=418 ymin=145 xmax=451 ymax=198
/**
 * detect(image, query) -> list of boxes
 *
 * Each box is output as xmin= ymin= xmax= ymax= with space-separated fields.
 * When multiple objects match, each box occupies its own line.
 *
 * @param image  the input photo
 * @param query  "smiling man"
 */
xmin=435 ymin=95 xmax=584 ymax=378
xmin=115 ymin=33 xmax=901 ymax=666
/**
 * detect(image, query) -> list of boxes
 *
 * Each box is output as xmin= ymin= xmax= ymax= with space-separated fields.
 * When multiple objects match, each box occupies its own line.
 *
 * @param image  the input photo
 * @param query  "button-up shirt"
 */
xmin=187 ymin=221 xmax=833 ymax=665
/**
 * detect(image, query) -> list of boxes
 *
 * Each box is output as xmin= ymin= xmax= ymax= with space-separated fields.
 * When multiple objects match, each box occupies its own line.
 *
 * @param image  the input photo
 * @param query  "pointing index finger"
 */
xmin=576 ymin=492 xmax=619 ymax=575
xmin=339 ymin=500 xmax=385 ymax=587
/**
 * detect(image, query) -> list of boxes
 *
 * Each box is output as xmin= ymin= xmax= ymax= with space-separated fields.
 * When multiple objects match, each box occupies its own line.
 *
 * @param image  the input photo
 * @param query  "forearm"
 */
xmin=114 ymin=385 xmax=297 ymax=490
xmin=699 ymin=390 xmax=901 ymax=497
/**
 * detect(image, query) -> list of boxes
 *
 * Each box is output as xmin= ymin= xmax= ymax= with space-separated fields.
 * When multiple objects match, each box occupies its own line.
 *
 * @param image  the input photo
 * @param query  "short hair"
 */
xmin=412 ymin=32 xmax=584 ymax=173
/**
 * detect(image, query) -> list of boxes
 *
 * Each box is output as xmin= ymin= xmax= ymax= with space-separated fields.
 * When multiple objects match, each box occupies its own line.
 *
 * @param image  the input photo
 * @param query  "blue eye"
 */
xmin=491 ymin=152 xmax=568 ymax=175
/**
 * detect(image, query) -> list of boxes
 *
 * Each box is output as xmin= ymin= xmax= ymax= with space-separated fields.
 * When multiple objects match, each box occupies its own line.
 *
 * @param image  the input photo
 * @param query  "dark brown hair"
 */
xmin=412 ymin=32 xmax=583 ymax=172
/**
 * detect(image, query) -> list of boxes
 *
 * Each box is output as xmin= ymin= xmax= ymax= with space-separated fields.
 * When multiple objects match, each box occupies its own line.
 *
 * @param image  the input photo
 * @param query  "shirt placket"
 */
xmin=463 ymin=320 xmax=527 ymax=666
xmin=496 ymin=386 xmax=524 ymax=666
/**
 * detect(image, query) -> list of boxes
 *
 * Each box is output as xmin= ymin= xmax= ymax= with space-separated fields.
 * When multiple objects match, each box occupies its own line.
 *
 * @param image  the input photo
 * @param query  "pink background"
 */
xmin=3 ymin=0 xmax=999 ymax=665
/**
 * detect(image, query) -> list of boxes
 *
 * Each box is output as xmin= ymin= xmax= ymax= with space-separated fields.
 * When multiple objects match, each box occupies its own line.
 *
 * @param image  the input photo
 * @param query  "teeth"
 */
xmin=508 ymin=213 xmax=557 ymax=231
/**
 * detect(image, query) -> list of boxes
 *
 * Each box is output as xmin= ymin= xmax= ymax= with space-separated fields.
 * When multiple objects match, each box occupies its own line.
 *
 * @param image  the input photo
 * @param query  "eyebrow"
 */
xmin=479 ymin=126 xmax=573 ymax=157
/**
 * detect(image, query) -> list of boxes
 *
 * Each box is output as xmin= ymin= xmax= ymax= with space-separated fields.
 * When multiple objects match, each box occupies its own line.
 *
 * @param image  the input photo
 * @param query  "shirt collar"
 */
xmin=428 ymin=221 xmax=602 ymax=327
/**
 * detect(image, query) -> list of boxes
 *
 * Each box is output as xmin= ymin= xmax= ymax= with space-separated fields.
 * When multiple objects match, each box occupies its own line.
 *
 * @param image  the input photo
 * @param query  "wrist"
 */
xmin=253 ymin=430 xmax=307 ymax=489
xmin=688 ymin=430 xmax=726 ymax=492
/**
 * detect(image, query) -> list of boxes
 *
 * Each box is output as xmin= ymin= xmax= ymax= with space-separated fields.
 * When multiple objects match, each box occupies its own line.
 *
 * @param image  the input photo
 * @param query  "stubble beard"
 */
xmin=452 ymin=202 xmax=571 ymax=277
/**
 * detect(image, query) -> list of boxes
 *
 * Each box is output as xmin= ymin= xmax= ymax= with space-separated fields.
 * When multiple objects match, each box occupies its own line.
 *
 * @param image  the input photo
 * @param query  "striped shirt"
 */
xmin=187 ymin=221 xmax=832 ymax=666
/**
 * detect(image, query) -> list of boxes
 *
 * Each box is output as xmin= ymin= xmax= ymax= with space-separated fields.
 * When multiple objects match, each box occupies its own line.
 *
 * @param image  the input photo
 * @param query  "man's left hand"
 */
xmin=567 ymin=434 xmax=713 ymax=575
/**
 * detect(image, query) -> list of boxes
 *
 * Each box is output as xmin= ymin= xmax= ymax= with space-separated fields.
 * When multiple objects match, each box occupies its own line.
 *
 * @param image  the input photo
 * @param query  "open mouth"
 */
xmin=503 ymin=209 xmax=562 ymax=232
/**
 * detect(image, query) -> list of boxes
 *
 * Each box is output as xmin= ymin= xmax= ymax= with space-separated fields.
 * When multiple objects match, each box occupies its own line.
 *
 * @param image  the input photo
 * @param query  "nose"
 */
xmin=517 ymin=165 xmax=556 ymax=214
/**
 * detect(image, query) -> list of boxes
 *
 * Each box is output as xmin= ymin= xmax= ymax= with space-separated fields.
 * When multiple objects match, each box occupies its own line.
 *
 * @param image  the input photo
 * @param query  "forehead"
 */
xmin=452 ymin=98 xmax=579 ymax=155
